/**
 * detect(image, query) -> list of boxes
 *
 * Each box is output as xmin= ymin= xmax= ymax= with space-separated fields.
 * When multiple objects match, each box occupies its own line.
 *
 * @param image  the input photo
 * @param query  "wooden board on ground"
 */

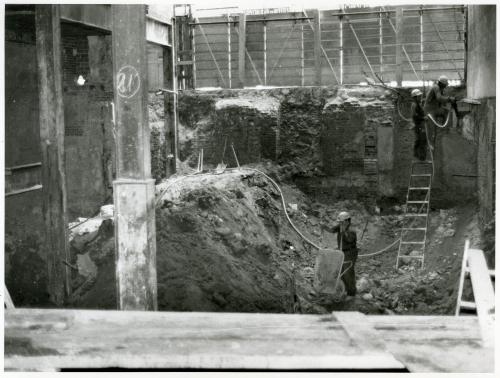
xmin=5 ymin=309 xmax=404 ymax=371
xmin=369 ymin=315 xmax=494 ymax=373
xmin=4 ymin=309 xmax=494 ymax=372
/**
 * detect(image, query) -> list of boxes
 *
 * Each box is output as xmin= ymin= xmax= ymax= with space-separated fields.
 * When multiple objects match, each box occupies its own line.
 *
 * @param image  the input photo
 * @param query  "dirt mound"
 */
xmin=73 ymin=169 xmax=330 ymax=312
xmin=69 ymin=164 xmax=482 ymax=316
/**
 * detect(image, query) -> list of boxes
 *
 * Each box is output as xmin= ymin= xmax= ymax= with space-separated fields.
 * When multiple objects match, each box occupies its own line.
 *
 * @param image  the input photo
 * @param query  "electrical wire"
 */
xmin=426 ymin=110 xmax=452 ymax=128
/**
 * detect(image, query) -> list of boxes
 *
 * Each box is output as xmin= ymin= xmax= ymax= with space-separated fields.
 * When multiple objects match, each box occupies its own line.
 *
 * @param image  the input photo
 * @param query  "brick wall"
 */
xmin=175 ymin=86 xmax=478 ymax=207
xmin=62 ymin=32 xmax=114 ymax=217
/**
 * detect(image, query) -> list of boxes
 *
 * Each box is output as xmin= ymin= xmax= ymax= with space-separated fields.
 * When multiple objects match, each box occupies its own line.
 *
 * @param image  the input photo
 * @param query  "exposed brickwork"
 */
xmin=173 ymin=86 xmax=477 ymax=206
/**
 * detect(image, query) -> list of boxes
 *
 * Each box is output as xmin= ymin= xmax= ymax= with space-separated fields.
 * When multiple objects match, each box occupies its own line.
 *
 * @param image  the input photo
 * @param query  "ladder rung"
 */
xmin=402 ymin=227 xmax=427 ymax=231
xmin=411 ymin=174 xmax=432 ymax=177
xmin=398 ymin=255 xmax=424 ymax=259
xmin=405 ymin=213 xmax=427 ymax=217
xmin=401 ymin=241 xmax=425 ymax=244
xmin=407 ymin=201 xmax=429 ymax=204
xmin=409 ymin=187 xmax=431 ymax=190
xmin=459 ymin=301 xmax=476 ymax=310
xmin=465 ymin=267 xmax=495 ymax=277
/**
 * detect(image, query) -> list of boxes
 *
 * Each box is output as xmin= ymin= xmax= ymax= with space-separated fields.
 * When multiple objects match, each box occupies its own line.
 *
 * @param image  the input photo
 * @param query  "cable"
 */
xmin=358 ymin=238 xmax=400 ymax=257
xmin=427 ymin=110 xmax=451 ymax=128
xmin=397 ymin=96 xmax=413 ymax=122
xmin=245 ymin=168 xmax=323 ymax=250
xmin=155 ymin=166 xmax=419 ymax=262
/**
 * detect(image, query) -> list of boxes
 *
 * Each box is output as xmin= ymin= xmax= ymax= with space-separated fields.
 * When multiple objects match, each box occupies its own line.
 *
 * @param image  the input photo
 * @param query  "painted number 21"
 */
xmin=117 ymin=65 xmax=141 ymax=99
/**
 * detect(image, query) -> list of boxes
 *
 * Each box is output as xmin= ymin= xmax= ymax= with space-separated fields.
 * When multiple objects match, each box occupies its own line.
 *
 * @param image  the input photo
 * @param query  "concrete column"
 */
xmin=111 ymin=4 xmax=157 ymax=311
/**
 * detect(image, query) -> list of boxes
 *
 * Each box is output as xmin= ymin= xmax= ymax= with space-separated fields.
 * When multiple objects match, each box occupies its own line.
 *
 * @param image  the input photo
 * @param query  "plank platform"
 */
xmin=4 ymin=309 xmax=494 ymax=372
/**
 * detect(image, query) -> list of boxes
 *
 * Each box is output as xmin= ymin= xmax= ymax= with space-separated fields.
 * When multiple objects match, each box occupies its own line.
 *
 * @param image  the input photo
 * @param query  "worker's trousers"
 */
xmin=341 ymin=249 xmax=358 ymax=296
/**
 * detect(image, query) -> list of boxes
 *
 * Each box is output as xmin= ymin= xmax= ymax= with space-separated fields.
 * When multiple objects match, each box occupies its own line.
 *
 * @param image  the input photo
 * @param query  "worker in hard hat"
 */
xmin=411 ymin=89 xmax=427 ymax=161
xmin=329 ymin=211 xmax=358 ymax=297
xmin=424 ymin=75 xmax=456 ymax=148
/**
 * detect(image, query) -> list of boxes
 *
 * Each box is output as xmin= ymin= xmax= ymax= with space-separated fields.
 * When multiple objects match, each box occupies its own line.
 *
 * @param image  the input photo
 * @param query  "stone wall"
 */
xmin=175 ymin=85 xmax=478 ymax=207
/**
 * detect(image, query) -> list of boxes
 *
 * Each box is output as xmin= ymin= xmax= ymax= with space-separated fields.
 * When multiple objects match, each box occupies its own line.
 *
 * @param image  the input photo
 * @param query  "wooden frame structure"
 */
xmin=190 ymin=5 xmax=466 ymax=88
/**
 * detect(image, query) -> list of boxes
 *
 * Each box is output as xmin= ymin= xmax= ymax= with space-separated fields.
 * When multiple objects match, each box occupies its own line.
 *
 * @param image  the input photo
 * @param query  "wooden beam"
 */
xmin=467 ymin=248 xmax=495 ymax=347
xmin=237 ymin=13 xmax=246 ymax=88
xmin=35 ymin=4 xmax=71 ymax=306
xmin=227 ymin=14 xmax=232 ymax=88
xmin=59 ymin=4 xmax=111 ymax=32
xmin=313 ymin=9 xmax=322 ymax=85
xmin=395 ymin=7 xmax=403 ymax=86
xmin=263 ymin=22 xmax=267 ymax=85
xmin=455 ymin=239 xmax=469 ymax=316
xmin=111 ymin=4 xmax=157 ymax=311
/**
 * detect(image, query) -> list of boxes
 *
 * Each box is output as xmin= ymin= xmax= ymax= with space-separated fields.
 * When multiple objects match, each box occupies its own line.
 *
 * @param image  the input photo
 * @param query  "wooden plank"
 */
xmin=395 ymin=7 xmax=403 ymax=85
xmin=334 ymin=312 xmax=405 ymax=369
xmin=111 ymin=5 xmax=157 ymax=311
xmin=35 ymin=4 xmax=71 ymax=305
xmin=455 ymin=239 xmax=469 ymax=316
xmin=467 ymin=248 xmax=495 ymax=347
xmin=368 ymin=315 xmax=493 ymax=373
xmin=4 ymin=284 xmax=15 ymax=309
xmin=237 ymin=13 xmax=246 ymax=88
xmin=4 ymin=309 xmax=494 ymax=372
xmin=312 ymin=9 xmax=322 ymax=85
xmin=4 ymin=309 xmax=400 ymax=371
xmin=5 ymin=184 xmax=43 ymax=197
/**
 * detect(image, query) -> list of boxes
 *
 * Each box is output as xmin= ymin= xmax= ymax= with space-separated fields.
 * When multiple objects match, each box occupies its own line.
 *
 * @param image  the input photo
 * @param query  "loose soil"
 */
xmin=70 ymin=163 xmax=485 ymax=315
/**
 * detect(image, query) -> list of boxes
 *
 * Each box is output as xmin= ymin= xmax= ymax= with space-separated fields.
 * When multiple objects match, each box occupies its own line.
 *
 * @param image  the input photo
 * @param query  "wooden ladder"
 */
xmin=455 ymin=239 xmax=495 ymax=315
xmin=396 ymin=161 xmax=433 ymax=269
xmin=455 ymin=240 xmax=495 ymax=347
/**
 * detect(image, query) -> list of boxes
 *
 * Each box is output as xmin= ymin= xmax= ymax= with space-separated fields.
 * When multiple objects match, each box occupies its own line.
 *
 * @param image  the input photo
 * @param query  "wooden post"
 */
xmin=379 ymin=9 xmax=383 ymax=77
xmin=163 ymin=46 xmax=177 ymax=178
xmin=263 ymin=21 xmax=267 ymax=85
xmin=111 ymin=4 xmax=157 ymax=311
xmin=227 ymin=14 xmax=232 ymax=88
xmin=313 ymin=9 xmax=322 ymax=85
xmin=340 ymin=15 xmax=343 ymax=84
xmin=238 ymin=12 xmax=246 ymax=88
xmin=395 ymin=7 xmax=403 ymax=86
xmin=300 ymin=24 xmax=304 ymax=86
xmin=35 ymin=4 xmax=70 ymax=306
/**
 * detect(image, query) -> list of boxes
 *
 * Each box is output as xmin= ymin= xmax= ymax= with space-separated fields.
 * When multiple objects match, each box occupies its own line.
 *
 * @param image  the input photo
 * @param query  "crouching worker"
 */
xmin=424 ymin=75 xmax=456 ymax=148
xmin=330 ymin=211 xmax=358 ymax=297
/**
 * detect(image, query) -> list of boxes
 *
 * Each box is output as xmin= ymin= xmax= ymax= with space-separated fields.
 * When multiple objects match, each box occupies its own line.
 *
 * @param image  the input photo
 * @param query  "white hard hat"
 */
xmin=438 ymin=75 xmax=449 ymax=85
xmin=337 ymin=211 xmax=351 ymax=221
xmin=411 ymin=89 xmax=422 ymax=97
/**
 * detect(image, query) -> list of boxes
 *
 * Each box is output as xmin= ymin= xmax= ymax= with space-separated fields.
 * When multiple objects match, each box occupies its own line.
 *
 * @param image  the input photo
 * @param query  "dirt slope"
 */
xmin=71 ymin=165 xmax=483 ymax=315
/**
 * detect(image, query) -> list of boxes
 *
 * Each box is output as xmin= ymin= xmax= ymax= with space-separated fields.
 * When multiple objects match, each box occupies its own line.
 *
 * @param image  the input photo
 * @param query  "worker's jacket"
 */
xmin=331 ymin=224 xmax=358 ymax=262
xmin=424 ymin=83 xmax=451 ymax=115
xmin=411 ymin=101 xmax=425 ymax=127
